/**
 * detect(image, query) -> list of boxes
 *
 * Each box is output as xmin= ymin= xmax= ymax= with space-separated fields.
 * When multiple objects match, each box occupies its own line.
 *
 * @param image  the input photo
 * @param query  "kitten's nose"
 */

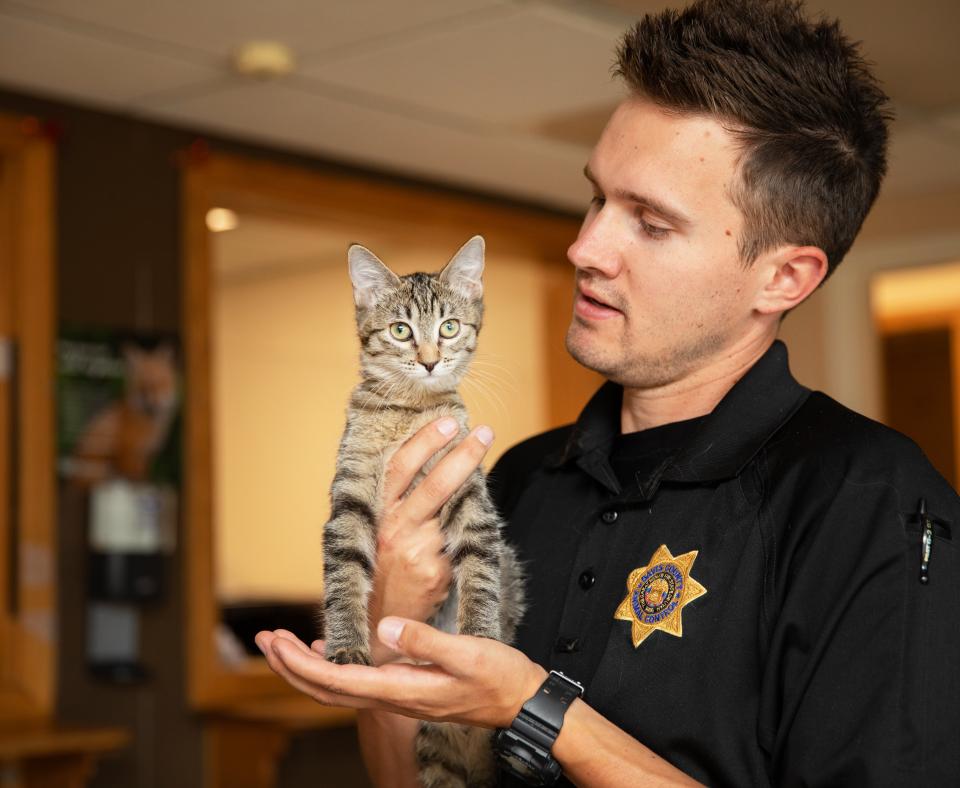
xmin=420 ymin=361 xmax=437 ymax=373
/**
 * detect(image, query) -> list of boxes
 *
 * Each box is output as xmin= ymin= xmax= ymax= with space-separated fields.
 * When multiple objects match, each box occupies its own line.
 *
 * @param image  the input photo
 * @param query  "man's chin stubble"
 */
xmin=565 ymin=322 xmax=727 ymax=390
xmin=565 ymin=323 xmax=634 ymax=384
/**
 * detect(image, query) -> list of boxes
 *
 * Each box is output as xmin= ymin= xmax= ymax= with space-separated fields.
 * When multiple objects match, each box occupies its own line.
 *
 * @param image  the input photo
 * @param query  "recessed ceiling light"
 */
xmin=232 ymin=41 xmax=296 ymax=78
xmin=206 ymin=207 xmax=239 ymax=233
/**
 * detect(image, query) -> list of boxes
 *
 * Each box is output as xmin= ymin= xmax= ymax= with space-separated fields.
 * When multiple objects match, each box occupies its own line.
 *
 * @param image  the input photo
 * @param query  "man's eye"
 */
xmin=590 ymin=195 xmax=605 ymax=209
xmin=639 ymin=218 xmax=670 ymax=239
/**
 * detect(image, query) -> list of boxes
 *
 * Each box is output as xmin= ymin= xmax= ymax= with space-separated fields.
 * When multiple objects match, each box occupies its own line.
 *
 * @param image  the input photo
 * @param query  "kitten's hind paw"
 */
xmin=327 ymin=648 xmax=372 ymax=666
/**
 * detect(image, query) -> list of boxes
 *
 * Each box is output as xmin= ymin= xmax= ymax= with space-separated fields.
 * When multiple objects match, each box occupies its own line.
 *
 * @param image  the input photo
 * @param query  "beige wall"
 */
xmin=213 ymin=243 xmax=553 ymax=603
xmin=211 ymin=184 xmax=960 ymax=602
xmin=778 ymin=187 xmax=960 ymax=420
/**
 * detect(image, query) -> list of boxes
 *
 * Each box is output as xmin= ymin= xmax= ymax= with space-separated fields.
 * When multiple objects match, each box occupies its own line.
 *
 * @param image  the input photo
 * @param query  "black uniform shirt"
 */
xmin=608 ymin=415 xmax=706 ymax=492
xmin=491 ymin=340 xmax=959 ymax=787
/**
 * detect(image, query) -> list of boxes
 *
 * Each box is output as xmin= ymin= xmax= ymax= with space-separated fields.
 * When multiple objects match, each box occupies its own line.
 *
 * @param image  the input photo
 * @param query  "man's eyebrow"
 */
xmin=583 ymin=164 xmax=693 ymax=228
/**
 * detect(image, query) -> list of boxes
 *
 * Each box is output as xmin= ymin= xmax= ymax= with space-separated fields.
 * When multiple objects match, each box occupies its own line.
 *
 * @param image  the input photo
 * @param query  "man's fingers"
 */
xmin=259 ymin=631 xmax=380 ymax=708
xmin=401 ymin=426 xmax=494 ymax=523
xmin=382 ymin=417 xmax=461 ymax=504
xmin=273 ymin=629 xmax=315 ymax=655
xmin=259 ymin=635 xmax=339 ymax=702
xmin=270 ymin=638 xmax=427 ymax=706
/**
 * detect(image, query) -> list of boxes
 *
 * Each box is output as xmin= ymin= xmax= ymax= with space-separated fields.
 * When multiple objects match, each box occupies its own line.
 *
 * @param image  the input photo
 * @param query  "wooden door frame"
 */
xmin=874 ymin=307 xmax=960 ymax=490
xmin=0 ymin=114 xmax=57 ymax=723
xmin=182 ymin=150 xmax=584 ymax=710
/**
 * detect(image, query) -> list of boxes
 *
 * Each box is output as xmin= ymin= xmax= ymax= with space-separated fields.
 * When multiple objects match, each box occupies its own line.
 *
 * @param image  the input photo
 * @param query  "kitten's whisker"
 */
xmin=467 ymin=382 xmax=509 ymax=428
xmin=370 ymin=371 xmax=408 ymax=416
xmin=379 ymin=375 xmax=411 ymax=416
xmin=470 ymin=352 xmax=517 ymax=372
xmin=468 ymin=361 xmax=519 ymax=388
xmin=461 ymin=372 xmax=509 ymax=425
xmin=358 ymin=369 xmax=406 ymax=413
xmin=466 ymin=369 xmax=515 ymax=404
xmin=465 ymin=365 xmax=517 ymax=395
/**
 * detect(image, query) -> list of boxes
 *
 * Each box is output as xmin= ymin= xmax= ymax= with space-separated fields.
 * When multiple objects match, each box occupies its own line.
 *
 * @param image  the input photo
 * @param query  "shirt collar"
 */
xmin=545 ymin=340 xmax=810 ymax=499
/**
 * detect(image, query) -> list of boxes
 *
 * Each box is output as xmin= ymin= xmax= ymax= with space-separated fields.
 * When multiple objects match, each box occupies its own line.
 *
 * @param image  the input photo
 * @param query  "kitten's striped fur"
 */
xmin=322 ymin=236 xmax=525 ymax=787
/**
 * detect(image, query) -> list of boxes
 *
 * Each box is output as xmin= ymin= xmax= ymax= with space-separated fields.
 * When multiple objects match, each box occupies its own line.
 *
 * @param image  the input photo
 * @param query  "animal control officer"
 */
xmin=256 ymin=1 xmax=960 ymax=785
xmin=489 ymin=338 xmax=960 ymax=785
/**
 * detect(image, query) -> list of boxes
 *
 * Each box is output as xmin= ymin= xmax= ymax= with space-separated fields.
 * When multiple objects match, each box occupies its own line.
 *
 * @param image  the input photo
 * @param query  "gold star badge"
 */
xmin=614 ymin=544 xmax=707 ymax=647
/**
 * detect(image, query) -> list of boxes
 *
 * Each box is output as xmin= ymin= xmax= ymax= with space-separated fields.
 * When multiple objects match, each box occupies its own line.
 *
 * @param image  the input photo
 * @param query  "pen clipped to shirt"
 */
xmin=919 ymin=498 xmax=933 ymax=585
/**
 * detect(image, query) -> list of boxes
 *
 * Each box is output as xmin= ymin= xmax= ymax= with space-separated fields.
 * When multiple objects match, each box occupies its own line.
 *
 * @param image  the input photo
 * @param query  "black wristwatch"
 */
xmin=493 ymin=670 xmax=585 ymax=785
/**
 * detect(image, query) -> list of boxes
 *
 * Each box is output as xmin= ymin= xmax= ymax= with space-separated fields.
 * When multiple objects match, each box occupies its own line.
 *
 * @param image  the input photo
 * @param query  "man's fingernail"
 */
xmin=437 ymin=417 xmax=458 ymax=437
xmin=378 ymin=617 xmax=405 ymax=650
xmin=256 ymin=638 xmax=266 ymax=656
xmin=475 ymin=425 xmax=494 ymax=446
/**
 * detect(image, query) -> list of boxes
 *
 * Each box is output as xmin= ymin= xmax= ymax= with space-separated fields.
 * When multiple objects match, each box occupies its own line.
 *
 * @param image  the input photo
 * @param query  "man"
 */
xmin=256 ymin=0 xmax=959 ymax=785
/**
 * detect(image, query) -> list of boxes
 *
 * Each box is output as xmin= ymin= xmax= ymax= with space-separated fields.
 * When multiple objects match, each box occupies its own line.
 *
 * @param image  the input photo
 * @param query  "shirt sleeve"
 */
xmin=761 ymin=444 xmax=960 ymax=786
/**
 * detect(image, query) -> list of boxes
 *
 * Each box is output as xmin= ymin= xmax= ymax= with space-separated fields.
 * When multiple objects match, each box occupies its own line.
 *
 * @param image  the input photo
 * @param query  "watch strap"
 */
xmin=511 ymin=671 xmax=584 ymax=751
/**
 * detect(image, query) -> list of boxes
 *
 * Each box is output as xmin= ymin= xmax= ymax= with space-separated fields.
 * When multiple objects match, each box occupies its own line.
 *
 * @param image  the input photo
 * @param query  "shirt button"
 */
xmin=578 ymin=570 xmax=596 ymax=590
xmin=601 ymin=510 xmax=619 ymax=524
xmin=554 ymin=637 xmax=580 ymax=653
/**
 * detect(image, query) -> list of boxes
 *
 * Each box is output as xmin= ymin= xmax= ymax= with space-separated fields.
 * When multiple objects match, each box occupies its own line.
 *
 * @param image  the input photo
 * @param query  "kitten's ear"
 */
xmin=348 ymin=244 xmax=401 ymax=309
xmin=439 ymin=235 xmax=484 ymax=300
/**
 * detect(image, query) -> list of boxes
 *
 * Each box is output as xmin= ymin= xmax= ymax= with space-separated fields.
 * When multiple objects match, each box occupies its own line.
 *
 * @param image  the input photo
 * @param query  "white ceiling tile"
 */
xmin=8 ymin=0 xmax=509 ymax=61
xmin=595 ymin=0 xmax=960 ymax=111
xmin=303 ymin=4 xmax=626 ymax=126
xmin=808 ymin=0 xmax=960 ymax=111
xmin=139 ymin=80 xmax=592 ymax=210
xmin=0 ymin=9 xmax=220 ymax=105
xmin=4 ymin=0 xmax=958 ymax=213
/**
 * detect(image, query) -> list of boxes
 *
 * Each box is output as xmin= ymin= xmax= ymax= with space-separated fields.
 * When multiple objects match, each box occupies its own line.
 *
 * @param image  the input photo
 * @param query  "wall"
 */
xmin=214 ymin=237 xmax=554 ymax=602
xmin=0 ymin=85 xmax=572 ymax=788
xmin=0 ymin=88 xmax=202 ymax=788
xmin=780 ymin=185 xmax=960 ymax=421
xmin=2 ymin=78 xmax=957 ymax=787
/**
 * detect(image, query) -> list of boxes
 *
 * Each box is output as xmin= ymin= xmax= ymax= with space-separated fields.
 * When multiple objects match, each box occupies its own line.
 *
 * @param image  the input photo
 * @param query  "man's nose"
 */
xmin=567 ymin=208 xmax=623 ymax=278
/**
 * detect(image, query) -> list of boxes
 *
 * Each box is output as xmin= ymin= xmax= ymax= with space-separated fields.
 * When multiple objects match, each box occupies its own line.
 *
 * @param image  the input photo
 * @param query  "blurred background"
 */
xmin=0 ymin=0 xmax=956 ymax=786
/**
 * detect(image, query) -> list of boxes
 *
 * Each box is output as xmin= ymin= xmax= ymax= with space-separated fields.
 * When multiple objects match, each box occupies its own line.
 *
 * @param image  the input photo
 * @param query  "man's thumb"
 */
xmin=378 ymin=617 xmax=408 ymax=651
xmin=377 ymin=616 xmax=450 ymax=665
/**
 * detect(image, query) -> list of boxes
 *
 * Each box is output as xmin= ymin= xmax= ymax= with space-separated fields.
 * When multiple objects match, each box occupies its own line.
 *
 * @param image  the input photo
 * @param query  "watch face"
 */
xmin=494 ymin=730 xmax=551 ymax=785
xmin=497 ymin=749 xmax=538 ymax=779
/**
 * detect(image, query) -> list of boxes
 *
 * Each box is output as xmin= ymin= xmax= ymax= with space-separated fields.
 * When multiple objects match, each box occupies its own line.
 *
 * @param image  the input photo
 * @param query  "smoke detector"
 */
xmin=232 ymin=41 xmax=296 ymax=78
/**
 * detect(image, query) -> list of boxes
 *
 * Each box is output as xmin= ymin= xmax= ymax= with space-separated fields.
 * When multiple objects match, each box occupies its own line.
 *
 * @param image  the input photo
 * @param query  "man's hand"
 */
xmin=366 ymin=417 xmax=494 ymax=665
xmin=256 ymin=618 xmax=547 ymax=728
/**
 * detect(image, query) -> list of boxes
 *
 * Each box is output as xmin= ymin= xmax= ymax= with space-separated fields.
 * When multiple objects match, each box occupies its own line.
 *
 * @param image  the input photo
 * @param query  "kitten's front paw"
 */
xmin=327 ymin=648 xmax=372 ymax=666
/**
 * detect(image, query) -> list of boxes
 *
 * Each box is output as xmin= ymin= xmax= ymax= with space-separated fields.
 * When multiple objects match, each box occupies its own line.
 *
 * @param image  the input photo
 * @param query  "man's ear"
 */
xmin=754 ymin=245 xmax=829 ymax=315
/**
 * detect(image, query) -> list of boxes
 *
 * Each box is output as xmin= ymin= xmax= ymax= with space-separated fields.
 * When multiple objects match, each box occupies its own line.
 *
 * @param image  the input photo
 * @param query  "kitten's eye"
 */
xmin=439 ymin=319 xmax=460 ymax=339
xmin=389 ymin=322 xmax=413 ymax=341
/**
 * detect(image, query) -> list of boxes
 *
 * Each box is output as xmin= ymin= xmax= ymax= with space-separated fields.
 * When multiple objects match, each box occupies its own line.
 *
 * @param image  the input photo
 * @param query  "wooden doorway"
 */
xmin=181 ymin=151 xmax=595 ymax=711
xmin=873 ymin=262 xmax=960 ymax=489
xmin=0 ymin=114 xmax=56 ymax=724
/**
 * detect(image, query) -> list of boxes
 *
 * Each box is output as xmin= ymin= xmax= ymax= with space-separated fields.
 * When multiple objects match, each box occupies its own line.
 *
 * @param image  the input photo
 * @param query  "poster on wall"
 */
xmin=56 ymin=330 xmax=182 ymax=488
xmin=58 ymin=331 xmax=183 ymax=680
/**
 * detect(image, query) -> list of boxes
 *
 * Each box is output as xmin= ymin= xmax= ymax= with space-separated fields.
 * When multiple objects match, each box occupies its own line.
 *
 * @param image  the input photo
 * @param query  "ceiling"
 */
xmin=1 ymin=0 xmax=958 ymax=211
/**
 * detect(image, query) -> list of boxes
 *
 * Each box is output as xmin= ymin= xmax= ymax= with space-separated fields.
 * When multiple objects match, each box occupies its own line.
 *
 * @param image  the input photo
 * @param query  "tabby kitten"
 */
xmin=322 ymin=236 xmax=525 ymax=787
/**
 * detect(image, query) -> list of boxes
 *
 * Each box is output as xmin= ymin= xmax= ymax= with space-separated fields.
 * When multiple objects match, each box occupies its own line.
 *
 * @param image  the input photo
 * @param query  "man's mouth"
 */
xmin=584 ymin=294 xmax=611 ymax=309
xmin=575 ymin=287 xmax=622 ymax=320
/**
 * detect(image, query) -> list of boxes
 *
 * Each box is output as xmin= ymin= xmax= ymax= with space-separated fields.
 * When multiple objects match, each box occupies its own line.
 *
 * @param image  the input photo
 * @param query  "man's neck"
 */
xmin=620 ymin=333 xmax=776 ymax=434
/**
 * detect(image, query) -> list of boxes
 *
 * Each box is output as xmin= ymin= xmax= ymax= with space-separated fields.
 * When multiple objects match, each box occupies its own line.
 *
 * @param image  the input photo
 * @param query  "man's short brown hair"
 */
xmin=615 ymin=0 xmax=892 ymax=278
